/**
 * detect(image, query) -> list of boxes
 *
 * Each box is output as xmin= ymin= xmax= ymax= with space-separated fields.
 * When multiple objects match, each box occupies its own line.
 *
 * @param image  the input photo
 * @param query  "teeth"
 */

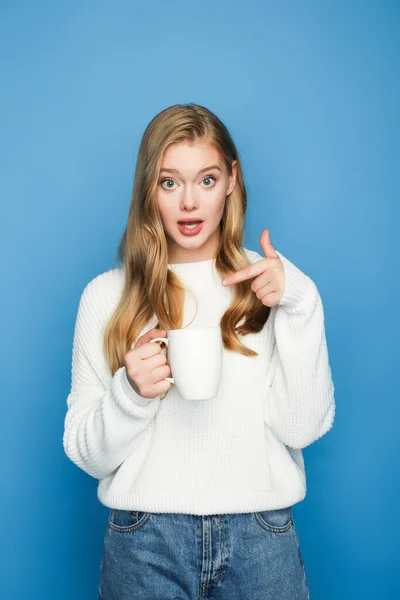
xmin=180 ymin=222 xmax=200 ymax=229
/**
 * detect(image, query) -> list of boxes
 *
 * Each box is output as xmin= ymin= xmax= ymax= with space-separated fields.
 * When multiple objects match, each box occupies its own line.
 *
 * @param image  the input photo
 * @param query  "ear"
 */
xmin=227 ymin=160 xmax=238 ymax=195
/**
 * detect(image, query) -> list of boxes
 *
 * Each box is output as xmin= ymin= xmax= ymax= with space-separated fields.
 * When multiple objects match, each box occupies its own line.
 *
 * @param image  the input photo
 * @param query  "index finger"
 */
xmin=132 ymin=328 xmax=167 ymax=349
xmin=222 ymin=258 xmax=267 ymax=286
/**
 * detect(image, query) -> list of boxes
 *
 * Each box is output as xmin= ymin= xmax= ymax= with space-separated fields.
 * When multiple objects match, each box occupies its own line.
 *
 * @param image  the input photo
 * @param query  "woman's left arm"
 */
xmin=264 ymin=250 xmax=336 ymax=449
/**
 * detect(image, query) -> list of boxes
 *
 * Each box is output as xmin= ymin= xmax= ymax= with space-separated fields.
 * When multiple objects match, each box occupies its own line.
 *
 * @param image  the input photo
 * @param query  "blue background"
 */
xmin=1 ymin=1 xmax=398 ymax=598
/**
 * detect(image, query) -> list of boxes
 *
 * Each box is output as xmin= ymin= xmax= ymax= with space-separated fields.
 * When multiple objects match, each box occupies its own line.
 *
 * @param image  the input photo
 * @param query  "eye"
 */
xmin=160 ymin=178 xmax=177 ymax=190
xmin=201 ymin=175 xmax=216 ymax=188
xmin=159 ymin=175 xmax=217 ymax=191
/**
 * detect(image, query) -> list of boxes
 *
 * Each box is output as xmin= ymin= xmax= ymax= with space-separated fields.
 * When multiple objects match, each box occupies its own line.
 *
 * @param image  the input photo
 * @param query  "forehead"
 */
xmin=161 ymin=141 xmax=223 ymax=170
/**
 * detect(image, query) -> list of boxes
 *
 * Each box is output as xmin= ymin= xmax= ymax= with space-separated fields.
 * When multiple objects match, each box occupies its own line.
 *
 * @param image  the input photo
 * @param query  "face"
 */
xmin=156 ymin=140 xmax=237 ymax=264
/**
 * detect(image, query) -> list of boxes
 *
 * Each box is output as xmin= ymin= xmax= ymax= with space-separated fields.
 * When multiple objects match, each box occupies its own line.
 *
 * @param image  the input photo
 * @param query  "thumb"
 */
xmin=260 ymin=228 xmax=277 ymax=258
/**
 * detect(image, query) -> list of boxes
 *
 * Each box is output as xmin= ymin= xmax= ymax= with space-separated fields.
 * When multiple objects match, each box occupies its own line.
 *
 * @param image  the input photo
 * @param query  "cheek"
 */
xmin=156 ymin=196 xmax=172 ymax=222
xmin=207 ymin=190 xmax=226 ymax=217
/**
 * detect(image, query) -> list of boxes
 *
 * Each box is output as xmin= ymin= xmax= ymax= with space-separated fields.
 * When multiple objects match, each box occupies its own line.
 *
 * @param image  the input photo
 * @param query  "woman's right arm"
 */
xmin=62 ymin=272 xmax=162 ymax=480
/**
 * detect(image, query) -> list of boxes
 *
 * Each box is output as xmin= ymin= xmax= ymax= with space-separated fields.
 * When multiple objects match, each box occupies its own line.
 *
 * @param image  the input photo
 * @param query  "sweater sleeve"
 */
xmin=63 ymin=273 xmax=162 ymax=480
xmin=263 ymin=250 xmax=336 ymax=449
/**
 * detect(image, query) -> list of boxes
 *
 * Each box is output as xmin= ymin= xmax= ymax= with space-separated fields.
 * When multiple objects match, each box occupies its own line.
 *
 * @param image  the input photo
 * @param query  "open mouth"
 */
xmin=177 ymin=221 xmax=204 ymax=235
xmin=178 ymin=221 xmax=202 ymax=229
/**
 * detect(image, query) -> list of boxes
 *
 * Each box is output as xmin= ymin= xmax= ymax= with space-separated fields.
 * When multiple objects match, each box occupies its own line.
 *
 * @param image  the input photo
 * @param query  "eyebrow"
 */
xmin=159 ymin=164 xmax=222 ymax=175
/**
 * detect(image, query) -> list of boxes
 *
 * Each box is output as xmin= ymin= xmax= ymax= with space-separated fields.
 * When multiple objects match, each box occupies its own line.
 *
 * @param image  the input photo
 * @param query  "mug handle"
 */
xmin=149 ymin=337 xmax=174 ymax=384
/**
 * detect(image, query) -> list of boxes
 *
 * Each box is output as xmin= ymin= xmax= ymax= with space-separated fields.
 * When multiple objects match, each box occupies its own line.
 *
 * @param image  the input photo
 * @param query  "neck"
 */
xmin=166 ymin=231 xmax=220 ymax=264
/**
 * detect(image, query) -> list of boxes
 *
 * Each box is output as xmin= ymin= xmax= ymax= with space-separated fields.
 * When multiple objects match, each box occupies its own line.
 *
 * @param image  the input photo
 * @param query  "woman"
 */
xmin=63 ymin=103 xmax=335 ymax=599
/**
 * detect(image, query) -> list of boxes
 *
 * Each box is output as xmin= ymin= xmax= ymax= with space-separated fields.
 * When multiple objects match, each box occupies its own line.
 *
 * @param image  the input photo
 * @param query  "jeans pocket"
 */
xmin=254 ymin=506 xmax=294 ymax=533
xmin=107 ymin=509 xmax=151 ymax=533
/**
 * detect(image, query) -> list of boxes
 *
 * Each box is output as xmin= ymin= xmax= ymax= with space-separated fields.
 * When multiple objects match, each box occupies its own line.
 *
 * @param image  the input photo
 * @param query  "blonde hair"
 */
xmin=104 ymin=103 xmax=271 ymax=395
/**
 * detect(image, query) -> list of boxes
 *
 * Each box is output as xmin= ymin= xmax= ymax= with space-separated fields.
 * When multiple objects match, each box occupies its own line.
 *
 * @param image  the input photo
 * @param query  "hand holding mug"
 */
xmin=123 ymin=328 xmax=172 ymax=399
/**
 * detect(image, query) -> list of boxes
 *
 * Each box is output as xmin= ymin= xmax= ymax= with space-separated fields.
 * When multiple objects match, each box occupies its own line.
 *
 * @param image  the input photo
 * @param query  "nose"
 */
xmin=180 ymin=185 xmax=200 ymax=211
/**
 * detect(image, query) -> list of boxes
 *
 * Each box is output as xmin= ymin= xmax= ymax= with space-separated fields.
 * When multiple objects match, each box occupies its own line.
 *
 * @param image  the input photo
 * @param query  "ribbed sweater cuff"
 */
xmin=115 ymin=365 xmax=157 ymax=407
xmin=276 ymin=250 xmax=315 ymax=312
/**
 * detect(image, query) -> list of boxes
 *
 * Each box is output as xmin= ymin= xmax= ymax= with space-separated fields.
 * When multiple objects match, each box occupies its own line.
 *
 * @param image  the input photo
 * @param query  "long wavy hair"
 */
xmin=104 ymin=103 xmax=271 ymax=394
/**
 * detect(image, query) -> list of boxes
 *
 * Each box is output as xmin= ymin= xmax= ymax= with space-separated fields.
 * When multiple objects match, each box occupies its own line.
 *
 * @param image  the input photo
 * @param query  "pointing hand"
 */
xmin=222 ymin=229 xmax=285 ymax=308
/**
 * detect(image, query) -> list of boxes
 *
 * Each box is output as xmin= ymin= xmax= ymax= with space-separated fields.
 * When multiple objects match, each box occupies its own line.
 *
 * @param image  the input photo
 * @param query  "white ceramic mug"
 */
xmin=150 ymin=326 xmax=223 ymax=400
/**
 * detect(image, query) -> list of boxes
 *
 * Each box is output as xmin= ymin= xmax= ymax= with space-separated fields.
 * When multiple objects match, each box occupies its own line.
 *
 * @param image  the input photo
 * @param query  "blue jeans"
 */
xmin=99 ymin=506 xmax=310 ymax=599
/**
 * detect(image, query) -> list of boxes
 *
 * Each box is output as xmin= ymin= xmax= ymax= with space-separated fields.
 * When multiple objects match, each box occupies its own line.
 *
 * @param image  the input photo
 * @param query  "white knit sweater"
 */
xmin=63 ymin=247 xmax=335 ymax=515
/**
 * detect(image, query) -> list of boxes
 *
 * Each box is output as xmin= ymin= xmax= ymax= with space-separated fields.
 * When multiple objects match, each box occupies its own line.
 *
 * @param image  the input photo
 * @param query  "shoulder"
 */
xmin=78 ymin=267 xmax=125 ymax=321
xmin=243 ymin=247 xmax=263 ymax=264
xmin=242 ymin=246 xmax=314 ymax=293
xmin=82 ymin=266 xmax=125 ymax=297
xmin=243 ymin=246 xmax=308 ymax=277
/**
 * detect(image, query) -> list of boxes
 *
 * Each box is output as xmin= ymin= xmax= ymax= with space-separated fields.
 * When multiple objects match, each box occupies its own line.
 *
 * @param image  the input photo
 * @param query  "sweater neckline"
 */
xmin=168 ymin=257 xmax=216 ymax=269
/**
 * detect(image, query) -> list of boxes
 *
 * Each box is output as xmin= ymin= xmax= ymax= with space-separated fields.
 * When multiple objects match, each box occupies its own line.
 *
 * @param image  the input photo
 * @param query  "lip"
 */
xmin=177 ymin=221 xmax=204 ymax=236
xmin=177 ymin=219 xmax=204 ymax=224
